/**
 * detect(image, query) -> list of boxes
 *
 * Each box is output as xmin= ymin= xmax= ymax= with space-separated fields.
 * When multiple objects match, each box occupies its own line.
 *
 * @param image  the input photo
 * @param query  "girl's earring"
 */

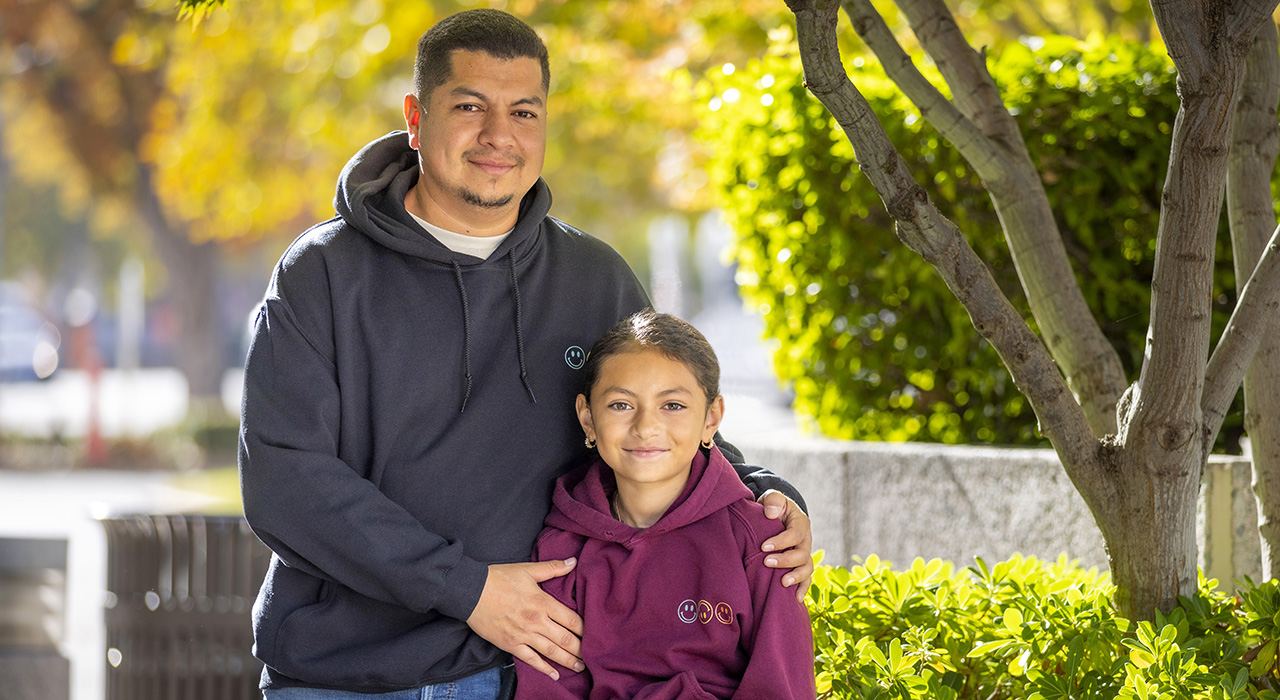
xmin=585 ymin=436 xmax=597 ymax=449
xmin=701 ymin=437 xmax=714 ymax=450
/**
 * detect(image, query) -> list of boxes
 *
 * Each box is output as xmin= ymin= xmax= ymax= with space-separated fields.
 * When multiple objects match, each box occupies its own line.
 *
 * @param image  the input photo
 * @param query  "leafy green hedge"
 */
xmin=697 ymin=33 xmax=1243 ymax=445
xmin=807 ymin=554 xmax=1280 ymax=699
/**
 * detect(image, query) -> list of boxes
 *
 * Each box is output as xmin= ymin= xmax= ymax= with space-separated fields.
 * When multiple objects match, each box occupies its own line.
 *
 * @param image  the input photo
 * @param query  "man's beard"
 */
xmin=458 ymin=148 xmax=524 ymax=209
xmin=460 ymin=188 xmax=515 ymax=209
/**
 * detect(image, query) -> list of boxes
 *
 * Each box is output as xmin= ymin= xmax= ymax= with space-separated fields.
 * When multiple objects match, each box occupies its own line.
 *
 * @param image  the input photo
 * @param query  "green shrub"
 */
xmin=806 ymin=554 xmax=1280 ymax=699
xmin=697 ymin=33 xmax=1244 ymax=446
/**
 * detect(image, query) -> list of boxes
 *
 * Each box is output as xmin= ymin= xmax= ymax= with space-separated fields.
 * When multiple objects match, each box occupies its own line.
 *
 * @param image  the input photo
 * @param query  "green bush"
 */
xmin=806 ymin=553 xmax=1280 ymax=699
xmin=697 ymin=33 xmax=1244 ymax=446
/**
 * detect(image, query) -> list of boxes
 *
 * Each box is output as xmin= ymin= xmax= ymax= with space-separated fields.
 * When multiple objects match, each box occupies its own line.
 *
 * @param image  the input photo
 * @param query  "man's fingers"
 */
xmin=532 ymin=629 xmax=585 ymax=673
xmin=758 ymin=489 xmax=788 ymax=520
xmin=513 ymin=645 xmax=561 ymax=681
xmin=763 ymin=546 xmax=812 ymax=572
xmin=794 ymin=568 xmax=815 ymax=603
xmin=548 ymin=600 xmax=585 ymax=639
xmin=761 ymin=524 xmax=805 ymax=555
xmin=527 ymin=557 xmax=577 ymax=583
xmin=467 ymin=563 xmax=584 ymax=675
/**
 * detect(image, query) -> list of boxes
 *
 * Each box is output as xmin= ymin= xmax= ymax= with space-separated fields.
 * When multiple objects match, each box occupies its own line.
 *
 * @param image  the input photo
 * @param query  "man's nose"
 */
xmin=478 ymin=110 xmax=516 ymax=148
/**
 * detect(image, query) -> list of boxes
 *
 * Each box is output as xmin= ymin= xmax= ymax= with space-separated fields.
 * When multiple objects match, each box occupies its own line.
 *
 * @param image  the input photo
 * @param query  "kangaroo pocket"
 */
xmin=261 ymin=574 xmax=495 ymax=689
xmin=630 ymin=671 xmax=722 ymax=700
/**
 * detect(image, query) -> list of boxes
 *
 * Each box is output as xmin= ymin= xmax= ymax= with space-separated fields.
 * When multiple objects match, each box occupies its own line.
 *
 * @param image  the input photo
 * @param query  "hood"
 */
xmin=334 ymin=131 xmax=550 ymax=410
xmin=546 ymin=447 xmax=752 ymax=545
xmin=333 ymin=131 xmax=553 ymax=265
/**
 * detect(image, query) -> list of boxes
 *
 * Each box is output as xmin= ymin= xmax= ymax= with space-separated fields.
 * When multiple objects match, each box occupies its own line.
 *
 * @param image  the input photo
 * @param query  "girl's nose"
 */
xmin=632 ymin=408 xmax=661 ymax=437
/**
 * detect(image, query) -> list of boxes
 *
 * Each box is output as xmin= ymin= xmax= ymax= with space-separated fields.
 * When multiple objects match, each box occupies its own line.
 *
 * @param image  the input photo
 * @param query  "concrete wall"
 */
xmin=733 ymin=435 xmax=1263 ymax=587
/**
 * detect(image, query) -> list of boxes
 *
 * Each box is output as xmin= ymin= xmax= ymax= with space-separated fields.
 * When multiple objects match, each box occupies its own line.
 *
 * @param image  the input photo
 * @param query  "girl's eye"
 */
xmin=663 ymin=402 xmax=686 ymax=411
xmin=608 ymin=402 xmax=632 ymax=411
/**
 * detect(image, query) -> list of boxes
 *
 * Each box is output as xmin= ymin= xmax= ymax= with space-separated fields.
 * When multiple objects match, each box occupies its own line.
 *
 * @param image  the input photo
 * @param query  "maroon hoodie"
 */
xmin=514 ymin=448 xmax=816 ymax=700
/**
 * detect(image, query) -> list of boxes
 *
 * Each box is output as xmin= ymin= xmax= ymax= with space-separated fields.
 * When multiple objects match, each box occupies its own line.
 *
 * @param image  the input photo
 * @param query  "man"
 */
xmin=239 ymin=9 xmax=813 ymax=699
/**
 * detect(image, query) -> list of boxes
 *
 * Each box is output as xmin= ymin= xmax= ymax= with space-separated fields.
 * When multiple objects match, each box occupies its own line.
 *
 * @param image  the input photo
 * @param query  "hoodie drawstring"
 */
xmin=450 ymin=256 xmax=536 ymax=412
xmin=510 ymin=256 xmax=537 ymax=404
xmin=451 ymin=261 xmax=474 ymax=413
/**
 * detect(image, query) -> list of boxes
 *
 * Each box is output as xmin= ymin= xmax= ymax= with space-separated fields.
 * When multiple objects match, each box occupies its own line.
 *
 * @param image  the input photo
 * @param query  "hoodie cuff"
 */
xmin=432 ymin=556 xmax=491 ymax=622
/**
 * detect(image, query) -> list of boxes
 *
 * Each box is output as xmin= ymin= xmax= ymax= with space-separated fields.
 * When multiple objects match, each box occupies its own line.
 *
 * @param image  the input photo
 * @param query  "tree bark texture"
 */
xmin=1227 ymin=21 xmax=1280 ymax=580
xmin=784 ymin=0 xmax=1280 ymax=618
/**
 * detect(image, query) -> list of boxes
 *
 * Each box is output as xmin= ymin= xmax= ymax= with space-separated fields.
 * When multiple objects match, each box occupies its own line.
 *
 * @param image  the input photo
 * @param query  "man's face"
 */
xmin=404 ymin=50 xmax=546 ymax=229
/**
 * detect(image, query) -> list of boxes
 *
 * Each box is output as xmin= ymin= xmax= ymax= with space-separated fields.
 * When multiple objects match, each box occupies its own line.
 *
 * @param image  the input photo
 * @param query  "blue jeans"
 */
xmin=263 ymin=667 xmax=503 ymax=700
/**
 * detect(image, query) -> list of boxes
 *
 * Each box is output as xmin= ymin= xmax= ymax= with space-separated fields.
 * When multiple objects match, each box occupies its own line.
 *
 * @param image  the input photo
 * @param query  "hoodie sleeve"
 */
xmin=733 ymin=549 xmax=818 ymax=700
xmin=513 ymin=531 xmax=592 ymax=699
xmin=238 ymin=271 xmax=488 ymax=622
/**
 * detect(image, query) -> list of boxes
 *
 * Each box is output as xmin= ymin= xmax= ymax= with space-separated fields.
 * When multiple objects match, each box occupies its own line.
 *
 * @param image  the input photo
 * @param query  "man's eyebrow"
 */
xmin=450 ymin=87 xmax=544 ymax=108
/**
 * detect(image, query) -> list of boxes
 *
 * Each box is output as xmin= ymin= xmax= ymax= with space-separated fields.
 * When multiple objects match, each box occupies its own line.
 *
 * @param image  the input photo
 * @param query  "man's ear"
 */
xmin=403 ymin=94 xmax=422 ymax=149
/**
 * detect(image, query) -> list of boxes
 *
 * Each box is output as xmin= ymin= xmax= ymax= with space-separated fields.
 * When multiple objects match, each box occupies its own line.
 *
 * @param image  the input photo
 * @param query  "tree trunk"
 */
xmin=1098 ymin=448 xmax=1203 ymax=617
xmin=1227 ymin=21 xmax=1280 ymax=579
xmin=134 ymin=163 xmax=224 ymax=406
xmin=784 ymin=0 xmax=1280 ymax=619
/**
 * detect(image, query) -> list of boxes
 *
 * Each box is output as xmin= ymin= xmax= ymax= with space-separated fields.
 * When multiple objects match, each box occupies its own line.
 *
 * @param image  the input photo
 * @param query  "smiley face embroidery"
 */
xmin=677 ymin=599 xmax=698 ymax=624
xmin=697 ymin=600 xmax=714 ymax=624
xmin=715 ymin=602 xmax=733 ymax=624
xmin=564 ymin=345 xmax=586 ymax=369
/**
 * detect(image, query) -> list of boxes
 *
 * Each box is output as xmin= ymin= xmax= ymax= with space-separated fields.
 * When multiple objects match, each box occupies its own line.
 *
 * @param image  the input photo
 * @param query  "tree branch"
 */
xmin=894 ymin=0 xmax=1026 ymax=156
xmin=839 ymin=0 xmax=1009 ymax=185
xmin=1225 ymin=20 xmax=1280 ymax=578
xmin=1227 ymin=1 xmax=1280 ymax=47
xmin=1205 ymin=223 xmax=1280 ymax=445
xmin=786 ymin=0 xmax=1105 ymax=500
xmin=841 ymin=0 xmax=1127 ymax=437
xmin=1128 ymin=1 xmax=1271 ymax=453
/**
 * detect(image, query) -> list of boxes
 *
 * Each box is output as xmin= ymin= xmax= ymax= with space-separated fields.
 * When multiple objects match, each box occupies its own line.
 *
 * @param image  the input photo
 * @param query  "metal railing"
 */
xmin=101 ymin=515 xmax=270 ymax=700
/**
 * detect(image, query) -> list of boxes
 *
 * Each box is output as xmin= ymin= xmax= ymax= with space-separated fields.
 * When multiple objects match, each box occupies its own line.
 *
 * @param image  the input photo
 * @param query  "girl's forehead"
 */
xmin=595 ymin=348 xmax=701 ymax=385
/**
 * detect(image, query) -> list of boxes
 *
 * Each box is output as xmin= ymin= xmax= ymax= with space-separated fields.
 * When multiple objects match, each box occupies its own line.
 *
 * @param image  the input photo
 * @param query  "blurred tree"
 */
xmin=0 ymin=0 xmax=224 ymax=404
xmin=153 ymin=0 xmax=795 ymax=265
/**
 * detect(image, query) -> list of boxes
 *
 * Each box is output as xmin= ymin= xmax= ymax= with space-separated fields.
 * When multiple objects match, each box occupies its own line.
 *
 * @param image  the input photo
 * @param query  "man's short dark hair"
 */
xmin=413 ymin=9 xmax=550 ymax=101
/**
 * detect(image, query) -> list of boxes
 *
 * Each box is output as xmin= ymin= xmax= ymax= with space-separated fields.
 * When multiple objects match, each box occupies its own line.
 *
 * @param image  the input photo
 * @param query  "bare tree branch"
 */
xmin=894 ymin=0 xmax=1022 ymax=152
xmin=1227 ymin=20 xmax=1280 ymax=578
xmin=1228 ymin=1 xmax=1280 ymax=43
xmin=840 ymin=0 xmax=1127 ymax=438
xmin=785 ymin=0 xmax=1105 ymax=500
xmin=1127 ymin=1 xmax=1270 ymax=454
xmin=1205 ymin=223 xmax=1280 ymax=444
xmin=839 ymin=0 xmax=1009 ymax=183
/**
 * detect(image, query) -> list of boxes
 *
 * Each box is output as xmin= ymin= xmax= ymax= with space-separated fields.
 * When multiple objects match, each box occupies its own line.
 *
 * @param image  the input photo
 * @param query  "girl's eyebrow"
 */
xmin=598 ymin=386 xmax=693 ymax=398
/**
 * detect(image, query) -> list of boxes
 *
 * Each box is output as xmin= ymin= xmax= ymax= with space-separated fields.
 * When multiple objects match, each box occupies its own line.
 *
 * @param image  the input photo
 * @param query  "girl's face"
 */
xmin=577 ymin=348 xmax=724 ymax=493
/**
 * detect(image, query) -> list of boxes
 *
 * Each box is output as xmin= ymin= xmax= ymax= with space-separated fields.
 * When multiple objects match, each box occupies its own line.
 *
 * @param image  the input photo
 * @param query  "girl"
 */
xmin=514 ymin=310 xmax=816 ymax=700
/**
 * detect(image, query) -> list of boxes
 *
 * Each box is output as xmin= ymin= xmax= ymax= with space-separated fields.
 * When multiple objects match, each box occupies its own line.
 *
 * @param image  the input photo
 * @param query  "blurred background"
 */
xmin=0 ymin=0 xmax=1168 ymax=698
